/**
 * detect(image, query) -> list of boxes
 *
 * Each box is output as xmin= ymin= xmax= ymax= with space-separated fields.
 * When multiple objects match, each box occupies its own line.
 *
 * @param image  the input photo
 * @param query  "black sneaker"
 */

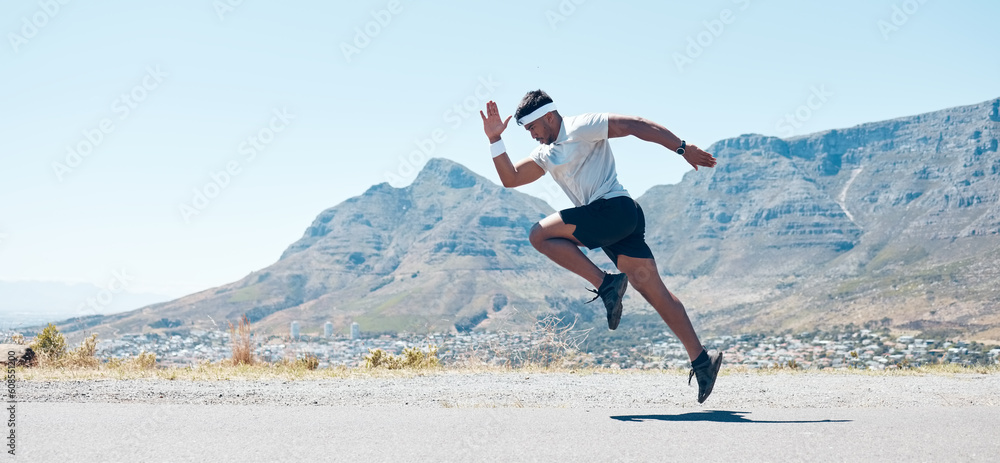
xmin=688 ymin=350 xmax=724 ymax=404
xmin=586 ymin=273 xmax=628 ymax=330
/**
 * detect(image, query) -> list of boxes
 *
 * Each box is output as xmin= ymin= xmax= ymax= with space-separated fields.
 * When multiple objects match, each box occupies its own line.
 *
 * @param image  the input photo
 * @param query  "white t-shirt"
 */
xmin=529 ymin=112 xmax=630 ymax=207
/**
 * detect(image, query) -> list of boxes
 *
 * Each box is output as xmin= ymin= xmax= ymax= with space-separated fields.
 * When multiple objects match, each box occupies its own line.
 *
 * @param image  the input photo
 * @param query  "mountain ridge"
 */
xmin=639 ymin=96 xmax=1000 ymax=341
xmin=47 ymin=97 xmax=1000 ymax=343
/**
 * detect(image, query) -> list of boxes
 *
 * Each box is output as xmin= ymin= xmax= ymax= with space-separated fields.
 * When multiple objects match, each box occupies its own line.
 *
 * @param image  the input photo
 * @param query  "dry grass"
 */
xmin=228 ymin=314 xmax=254 ymax=366
xmin=32 ymin=333 xmax=101 ymax=369
xmin=454 ymin=314 xmax=592 ymax=369
xmin=61 ymin=333 xmax=100 ymax=368
xmin=12 ymin=317 xmax=998 ymax=381
xmin=274 ymin=354 xmax=320 ymax=371
xmin=105 ymin=352 xmax=157 ymax=371
xmin=15 ymin=360 xmax=999 ymax=382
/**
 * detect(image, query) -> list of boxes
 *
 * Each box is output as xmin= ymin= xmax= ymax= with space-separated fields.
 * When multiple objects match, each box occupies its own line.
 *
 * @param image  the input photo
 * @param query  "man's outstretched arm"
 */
xmin=481 ymin=101 xmax=545 ymax=188
xmin=607 ymin=114 xmax=717 ymax=170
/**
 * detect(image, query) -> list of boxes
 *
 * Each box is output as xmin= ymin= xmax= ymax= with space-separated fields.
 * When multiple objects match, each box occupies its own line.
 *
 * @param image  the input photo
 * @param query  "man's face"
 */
xmin=524 ymin=113 xmax=556 ymax=145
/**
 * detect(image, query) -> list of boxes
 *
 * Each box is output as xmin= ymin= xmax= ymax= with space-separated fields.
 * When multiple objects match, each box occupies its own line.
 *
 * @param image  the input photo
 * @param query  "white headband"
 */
xmin=517 ymin=102 xmax=557 ymax=126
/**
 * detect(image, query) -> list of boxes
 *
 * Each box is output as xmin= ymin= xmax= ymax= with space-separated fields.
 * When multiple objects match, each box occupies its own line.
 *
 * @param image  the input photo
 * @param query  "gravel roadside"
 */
xmin=21 ymin=372 xmax=1000 ymax=409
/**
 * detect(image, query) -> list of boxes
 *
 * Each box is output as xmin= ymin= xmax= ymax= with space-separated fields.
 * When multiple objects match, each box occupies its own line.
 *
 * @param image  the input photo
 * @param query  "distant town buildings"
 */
xmin=324 ymin=321 xmax=334 ymax=338
xmin=290 ymin=321 xmax=300 ymax=340
xmin=92 ymin=326 xmax=1000 ymax=370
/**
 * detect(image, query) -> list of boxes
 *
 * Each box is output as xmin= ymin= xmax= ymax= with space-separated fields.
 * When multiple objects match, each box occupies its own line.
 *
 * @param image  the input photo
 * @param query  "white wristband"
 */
xmin=489 ymin=139 xmax=506 ymax=158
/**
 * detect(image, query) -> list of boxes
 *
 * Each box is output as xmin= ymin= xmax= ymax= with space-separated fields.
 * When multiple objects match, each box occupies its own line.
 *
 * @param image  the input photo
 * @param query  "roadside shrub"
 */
xmin=523 ymin=315 xmax=590 ymax=368
xmin=402 ymin=346 xmax=439 ymax=369
xmin=62 ymin=333 xmax=100 ymax=368
xmin=769 ymin=360 xmax=801 ymax=371
xmin=464 ymin=315 xmax=591 ymax=369
xmin=295 ymin=354 xmax=320 ymax=371
xmin=364 ymin=345 xmax=439 ymax=370
xmin=364 ymin=348 xmax=397 ymax=369
xmin=30 ymin=323 xmax=66 ymax=362
xmin=891 ymin=358 xmax=913 ymax=370
xmin=135 ymin=351 xmax=157 ymax=369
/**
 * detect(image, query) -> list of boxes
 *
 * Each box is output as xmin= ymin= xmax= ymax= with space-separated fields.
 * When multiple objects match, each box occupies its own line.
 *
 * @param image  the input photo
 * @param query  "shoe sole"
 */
xmin=698 ymin=352 xmax=724 ymax=404
xmin=607 ymin=275 xmax=628 ymax=330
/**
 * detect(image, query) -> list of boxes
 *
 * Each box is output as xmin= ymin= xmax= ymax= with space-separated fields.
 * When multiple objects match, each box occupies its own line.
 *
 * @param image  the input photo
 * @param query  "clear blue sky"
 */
xmin=2 ymin=0 xmax=998 ymax=298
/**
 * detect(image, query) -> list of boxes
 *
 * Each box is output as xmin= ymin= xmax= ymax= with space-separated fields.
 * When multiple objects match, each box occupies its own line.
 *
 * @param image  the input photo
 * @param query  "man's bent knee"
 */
xmin=529 ymin=222 xmax=584 ymax=249
xmin=529 ymin=222 xmax=546 ymax=249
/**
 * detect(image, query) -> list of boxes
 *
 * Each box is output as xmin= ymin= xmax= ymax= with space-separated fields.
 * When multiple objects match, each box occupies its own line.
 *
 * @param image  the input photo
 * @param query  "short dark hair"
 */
xmin=515 ymin=89 xmax=554 ymax=125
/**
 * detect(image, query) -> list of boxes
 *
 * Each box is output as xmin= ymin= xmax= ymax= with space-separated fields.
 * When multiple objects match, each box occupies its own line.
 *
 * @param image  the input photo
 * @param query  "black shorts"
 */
xmin=559 ymin=196 xmax=654 ymax=266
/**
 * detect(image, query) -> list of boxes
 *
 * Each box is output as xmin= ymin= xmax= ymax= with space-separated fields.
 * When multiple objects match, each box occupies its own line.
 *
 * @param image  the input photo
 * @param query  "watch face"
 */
xmin=677 ymin=148 xmax=685 ymax=155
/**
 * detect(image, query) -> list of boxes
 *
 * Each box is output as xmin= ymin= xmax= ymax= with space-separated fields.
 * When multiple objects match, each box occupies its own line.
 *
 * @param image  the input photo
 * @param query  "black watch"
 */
xmin=676 ymin=140 xmax=686 ymax=156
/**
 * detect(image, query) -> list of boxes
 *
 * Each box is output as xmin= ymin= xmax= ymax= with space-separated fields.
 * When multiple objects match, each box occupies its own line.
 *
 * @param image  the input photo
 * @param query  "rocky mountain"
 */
xmin=640 ymin=97 xmax=1000 ymax=342
xmin=50 ymin=98 xmax=1000 ymax=343
xmin=56 ymin=158 xmax=590 ymax=339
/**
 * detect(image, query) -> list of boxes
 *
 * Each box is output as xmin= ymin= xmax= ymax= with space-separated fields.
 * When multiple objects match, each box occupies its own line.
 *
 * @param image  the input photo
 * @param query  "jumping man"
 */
xmin=480 ymin=90 xmax=724 ymax=403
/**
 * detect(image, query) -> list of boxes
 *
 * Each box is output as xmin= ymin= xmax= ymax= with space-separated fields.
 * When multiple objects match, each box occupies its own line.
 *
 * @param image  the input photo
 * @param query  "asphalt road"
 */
xmin=15 ymin=403 xmax=1000 ymax=462
xmin=15 ymin=373 xmax=1000 ymax=462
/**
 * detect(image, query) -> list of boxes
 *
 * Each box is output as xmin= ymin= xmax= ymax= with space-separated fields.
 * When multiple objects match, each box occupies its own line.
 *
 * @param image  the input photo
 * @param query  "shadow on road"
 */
xmin=610 ymin=411 xmax=853 ymax=424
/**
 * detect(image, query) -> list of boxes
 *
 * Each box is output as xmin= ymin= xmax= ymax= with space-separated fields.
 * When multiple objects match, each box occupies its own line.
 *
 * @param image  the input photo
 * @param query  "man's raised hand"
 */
xmin=480 ymin=100 xmax=512 ymax=143
xmin=683 ymin=145 xmax=718 ymax=171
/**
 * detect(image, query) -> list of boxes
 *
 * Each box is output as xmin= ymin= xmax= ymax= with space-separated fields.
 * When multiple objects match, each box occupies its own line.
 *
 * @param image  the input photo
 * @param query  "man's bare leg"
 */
xmin=529 ymin=213 xmax=606 ymax=288
xmin=615 ymin=255 xmax=705 ymax=361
